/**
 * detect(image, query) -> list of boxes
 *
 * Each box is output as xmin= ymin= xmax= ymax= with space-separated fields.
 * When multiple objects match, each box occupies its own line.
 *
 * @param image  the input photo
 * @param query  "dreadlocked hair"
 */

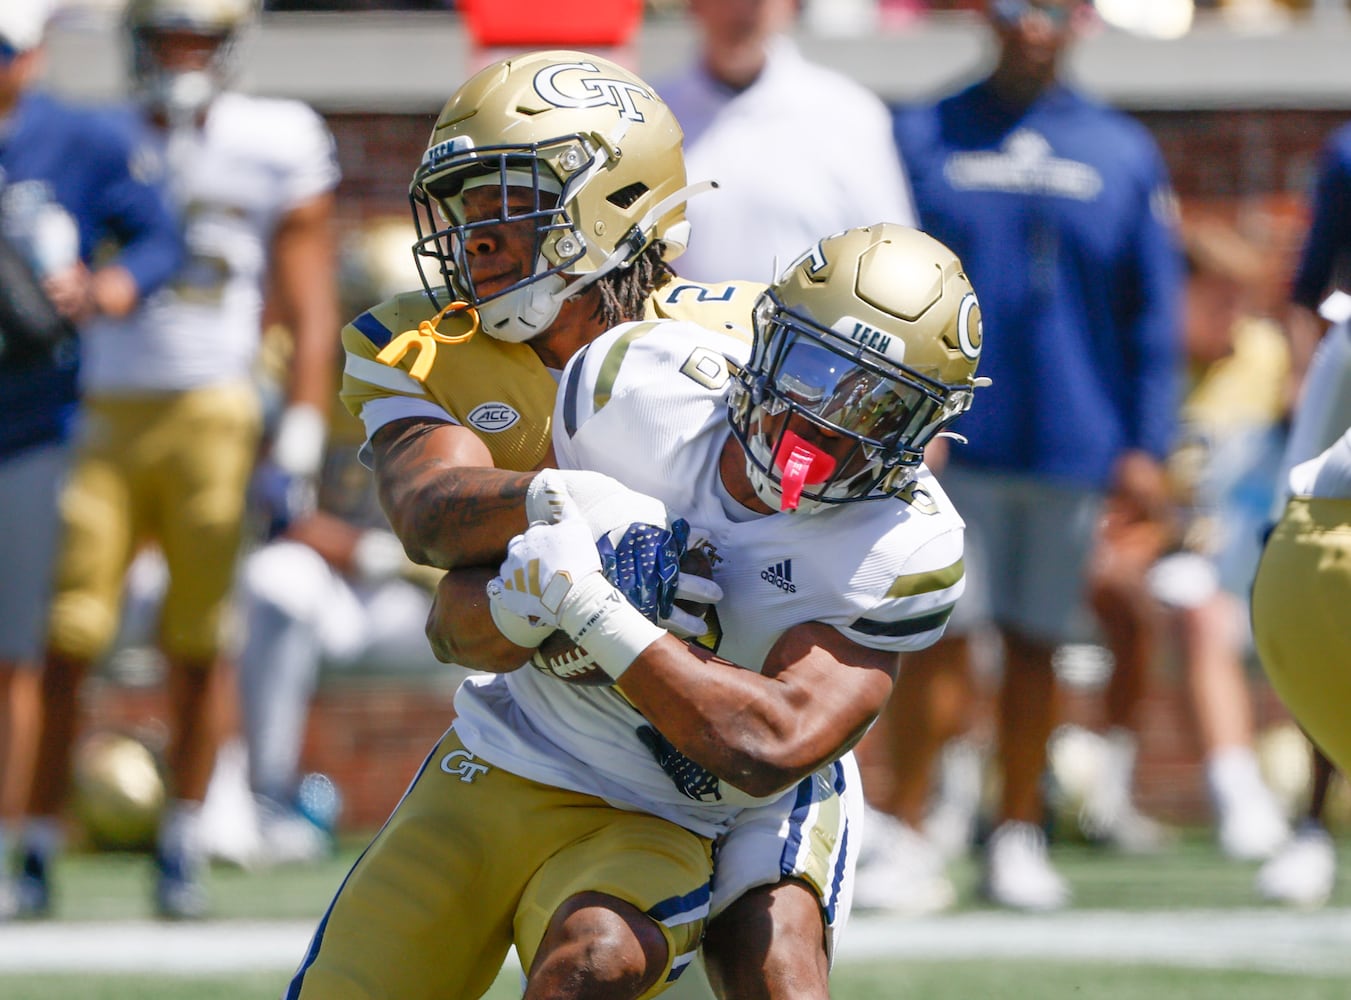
xmin=593 ymin=241 xmax=676 ymax=329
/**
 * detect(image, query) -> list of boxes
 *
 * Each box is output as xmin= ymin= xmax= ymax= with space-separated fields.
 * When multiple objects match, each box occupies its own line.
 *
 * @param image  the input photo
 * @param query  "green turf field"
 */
xmin=2 ymin=831 xmax=1348 ymax=999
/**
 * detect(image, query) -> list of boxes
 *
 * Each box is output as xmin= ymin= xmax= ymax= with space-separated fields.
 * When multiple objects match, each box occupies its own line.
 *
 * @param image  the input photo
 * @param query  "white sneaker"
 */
xmin=925 ymin=739 xmax=985 ymax=862
xmin=982 ymin=821 xmax=1071 ymax=911
xmin=253 ymin=798 xmax=331 ymax=868
xmin=1208 ymin=747 xmax=1290 ymax=861
xmin=1217 ymin=793 xmax=1290 ymax=861
xmin=1256 ymin=822 xmax=1336 ymax=907
xmin=1079 ymin=797 xmax=1174 ymax=855
xmin=853 ymin=806 xmax=956 ymax=916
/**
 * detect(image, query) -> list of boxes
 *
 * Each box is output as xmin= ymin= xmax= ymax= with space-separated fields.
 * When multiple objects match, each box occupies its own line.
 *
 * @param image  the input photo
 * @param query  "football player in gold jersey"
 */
xmin=303 ymin=50 xmax=846 ymax=1000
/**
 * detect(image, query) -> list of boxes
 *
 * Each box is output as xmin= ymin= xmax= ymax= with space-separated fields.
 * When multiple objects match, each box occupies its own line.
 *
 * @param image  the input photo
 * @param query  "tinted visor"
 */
xmin=767 ymin=327 xmax=969 ymax=460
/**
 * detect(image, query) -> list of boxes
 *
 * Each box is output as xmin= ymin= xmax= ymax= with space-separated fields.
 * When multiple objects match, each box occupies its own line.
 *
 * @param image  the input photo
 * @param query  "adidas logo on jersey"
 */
xmin=761 ymin=559 xmax=797 ymax=593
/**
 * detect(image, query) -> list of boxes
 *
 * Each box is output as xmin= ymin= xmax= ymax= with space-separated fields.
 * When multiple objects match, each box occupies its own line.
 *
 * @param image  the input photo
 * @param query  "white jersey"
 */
xmin=1289 ymin=426 xmax=1351 ymax=499
xmin=82 ymin=93 xmax=340 ymax=393
xmin=454 ymin=320 xmax=966 ymax=837
xmin=1272 ymin=320 xmax=1351 ymax=513
xmin=659 ymin=37 xmax=916 ymax=284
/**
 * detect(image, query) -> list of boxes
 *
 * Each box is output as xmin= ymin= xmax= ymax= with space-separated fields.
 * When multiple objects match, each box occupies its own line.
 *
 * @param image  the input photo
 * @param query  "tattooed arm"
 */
xmin=371 ymin=417 xmax=540 ymax=570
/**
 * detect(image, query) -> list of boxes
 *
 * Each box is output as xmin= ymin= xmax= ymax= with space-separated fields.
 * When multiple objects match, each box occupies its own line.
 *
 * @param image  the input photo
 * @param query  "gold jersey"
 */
xmin=339 ymin=279 xmax=762 ymax=473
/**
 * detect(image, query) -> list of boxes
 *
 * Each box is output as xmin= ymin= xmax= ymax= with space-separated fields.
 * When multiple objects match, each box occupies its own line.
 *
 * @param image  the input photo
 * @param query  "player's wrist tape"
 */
xmin=273 ymin=404 xmax=327 ymax=479
xmin=525 ymin=468 xmax=566 ymax=525
xmin=558 ymin=573 xmax=665 ymax=681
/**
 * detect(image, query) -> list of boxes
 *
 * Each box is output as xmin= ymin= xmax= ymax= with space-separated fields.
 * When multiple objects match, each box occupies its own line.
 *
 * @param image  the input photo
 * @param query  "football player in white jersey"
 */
xmin=18 ymin=0 xmax=339 ymax=919
xmin=293 ymin=222 xmax=982 ymax=999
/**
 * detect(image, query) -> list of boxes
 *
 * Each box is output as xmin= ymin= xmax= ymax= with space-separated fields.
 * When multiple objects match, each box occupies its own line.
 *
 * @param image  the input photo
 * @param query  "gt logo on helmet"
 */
xmin=534 ymin=61 xmax=655 ymax=123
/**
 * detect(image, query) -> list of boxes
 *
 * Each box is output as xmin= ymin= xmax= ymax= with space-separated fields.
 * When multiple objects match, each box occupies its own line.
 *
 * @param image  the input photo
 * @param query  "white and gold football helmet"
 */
xmin=729 ymin=223 xmax=986 ymax=513
xmin=125 ymin=0 xmax=255 ymax=119
xmin=71 ymin=730 xmax=167 ymax=852
xmin=410 ymin=50 xmax=707 ymax=343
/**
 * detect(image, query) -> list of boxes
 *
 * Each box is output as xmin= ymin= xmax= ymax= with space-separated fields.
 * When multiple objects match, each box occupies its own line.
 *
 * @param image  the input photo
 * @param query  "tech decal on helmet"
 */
xmin=125 ymin=0 xmax=255 ymax=121
xmin=728 ymin=223 xmax=987 ymax=514
xmin=409 ymin=50 xmax=714 ymax=343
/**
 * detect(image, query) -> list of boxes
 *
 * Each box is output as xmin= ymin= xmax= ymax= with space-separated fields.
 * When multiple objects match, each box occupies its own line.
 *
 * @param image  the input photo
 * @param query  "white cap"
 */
xmin=0 ymin=0 xmax=54 ymax=54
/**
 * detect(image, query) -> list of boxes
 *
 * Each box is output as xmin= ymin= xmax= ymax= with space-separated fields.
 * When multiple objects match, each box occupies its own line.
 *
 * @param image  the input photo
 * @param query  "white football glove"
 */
xmin=487 ymin=503 xmax=664 ymax=681
xmin=487 ymin=507 xmax=604 ymax=637
xmin=526 ymin=469 xmax=670 ymax=540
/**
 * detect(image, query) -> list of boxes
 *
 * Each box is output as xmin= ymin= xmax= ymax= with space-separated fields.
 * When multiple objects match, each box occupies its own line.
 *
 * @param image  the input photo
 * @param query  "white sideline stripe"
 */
xmin=0 ymin=910 xmax=1349 ymax=976
xmin=0 ymin=920 xmax=314 ymax=974
xmin=843 ymin=908 xmax=1351 ymax=976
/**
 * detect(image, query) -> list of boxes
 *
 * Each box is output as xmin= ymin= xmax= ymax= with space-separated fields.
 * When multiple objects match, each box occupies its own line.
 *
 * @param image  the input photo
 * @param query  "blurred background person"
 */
xmin=217 ymin=218 xmax=466 ymax=868
xmin=16 ymin=0 xmax=339 ymax=920
xmin=0 ymin=0 xmax=182 ymax=919
xmin=1079 ymin=216 xmax=1290 ymax=862
xmin=657 ymin=0 xmax=917 ymax=284
xmin=1251 ymin=118 xmax=1351 ymax=907
xmin=867 ymin=0 xmax=1184 ymax=912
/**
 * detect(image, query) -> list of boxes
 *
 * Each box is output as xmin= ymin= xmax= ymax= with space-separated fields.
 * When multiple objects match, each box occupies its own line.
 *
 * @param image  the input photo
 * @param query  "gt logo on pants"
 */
xmin=441 ymin=749 xmax=491 ymax=783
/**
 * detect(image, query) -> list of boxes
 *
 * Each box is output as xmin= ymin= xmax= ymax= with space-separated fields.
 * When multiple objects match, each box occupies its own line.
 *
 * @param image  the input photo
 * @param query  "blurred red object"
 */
xmin=459 ymin=0 xmax=643 ymax=47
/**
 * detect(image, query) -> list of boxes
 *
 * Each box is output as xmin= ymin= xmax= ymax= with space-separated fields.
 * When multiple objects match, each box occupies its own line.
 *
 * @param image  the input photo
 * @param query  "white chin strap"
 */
xmin=478 ymin=180 xmax=720 ymax=345
xmin=476 ymin=275 xmax=568 ymax=343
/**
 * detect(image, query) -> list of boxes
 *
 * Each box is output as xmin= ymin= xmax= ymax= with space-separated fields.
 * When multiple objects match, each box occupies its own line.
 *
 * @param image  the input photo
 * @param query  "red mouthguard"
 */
xmin=774 ymin=429 xmax=837 ymax=512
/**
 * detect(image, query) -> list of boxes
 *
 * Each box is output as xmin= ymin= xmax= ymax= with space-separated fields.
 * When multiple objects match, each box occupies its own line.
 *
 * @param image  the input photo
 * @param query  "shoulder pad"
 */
xmin=644 ymin=279 xmax=763 ymax=344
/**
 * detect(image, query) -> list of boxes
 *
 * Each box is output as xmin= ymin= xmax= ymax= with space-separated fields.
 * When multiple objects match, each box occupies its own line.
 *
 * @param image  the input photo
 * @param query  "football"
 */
xmin=531 ymin=545 xmax=717 ymax=686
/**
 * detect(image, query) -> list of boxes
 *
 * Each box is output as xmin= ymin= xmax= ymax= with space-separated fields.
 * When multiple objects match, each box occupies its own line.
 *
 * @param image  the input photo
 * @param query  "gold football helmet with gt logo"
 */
xmin=729 ymin=223 xmax=986 ymax=513
xmin=410 ymin=50 xmax=707 ymax=343
xmin=125 ymin=0 xmax=255 ymax=120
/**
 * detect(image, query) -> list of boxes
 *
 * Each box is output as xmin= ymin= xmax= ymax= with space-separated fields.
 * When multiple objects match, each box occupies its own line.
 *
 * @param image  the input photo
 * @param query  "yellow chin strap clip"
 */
xmin=375 ymin=301 xmax=481 ymax=383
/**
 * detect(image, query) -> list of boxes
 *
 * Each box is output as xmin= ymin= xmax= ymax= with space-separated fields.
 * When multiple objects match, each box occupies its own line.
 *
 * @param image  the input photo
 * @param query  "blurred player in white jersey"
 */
xmin=17 ymin=0 xmax=339 ymax=919
xmin=288 ymin=223 xmax=981 ymax=998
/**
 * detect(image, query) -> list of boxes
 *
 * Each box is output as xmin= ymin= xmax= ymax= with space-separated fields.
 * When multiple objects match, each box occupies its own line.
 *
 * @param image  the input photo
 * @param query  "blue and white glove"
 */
xmin=527 ymin=469 xmax=722 ymax=637
xmin=250 ymin=404 xmax=327 ymax=541
xmin=249 ymin=461 xmax=317 ymax=541
xmin=487 ymin=505 xmax=666 ymax=681
xmin=600 ymin=520 xmax=721 ymax=640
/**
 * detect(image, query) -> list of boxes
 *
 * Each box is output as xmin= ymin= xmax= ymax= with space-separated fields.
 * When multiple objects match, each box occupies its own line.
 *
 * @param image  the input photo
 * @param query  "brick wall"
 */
xmin=82 ymin=665 xmax=1292 ymax=833
xmin=328 ymin=106 xmax=1350 ymax=220
xmin=325 ymin=106 xmax=1349 ymax=308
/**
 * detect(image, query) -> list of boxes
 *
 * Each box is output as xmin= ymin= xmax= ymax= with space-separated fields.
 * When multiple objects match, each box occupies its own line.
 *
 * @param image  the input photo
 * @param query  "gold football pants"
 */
xmin=1252 ymin=496 xmax=1351 ymax=774
xmin=47 ymin=383 xmax=261 ymax=663
xmin=286 ymin=728 xmax=714 ymax=1000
